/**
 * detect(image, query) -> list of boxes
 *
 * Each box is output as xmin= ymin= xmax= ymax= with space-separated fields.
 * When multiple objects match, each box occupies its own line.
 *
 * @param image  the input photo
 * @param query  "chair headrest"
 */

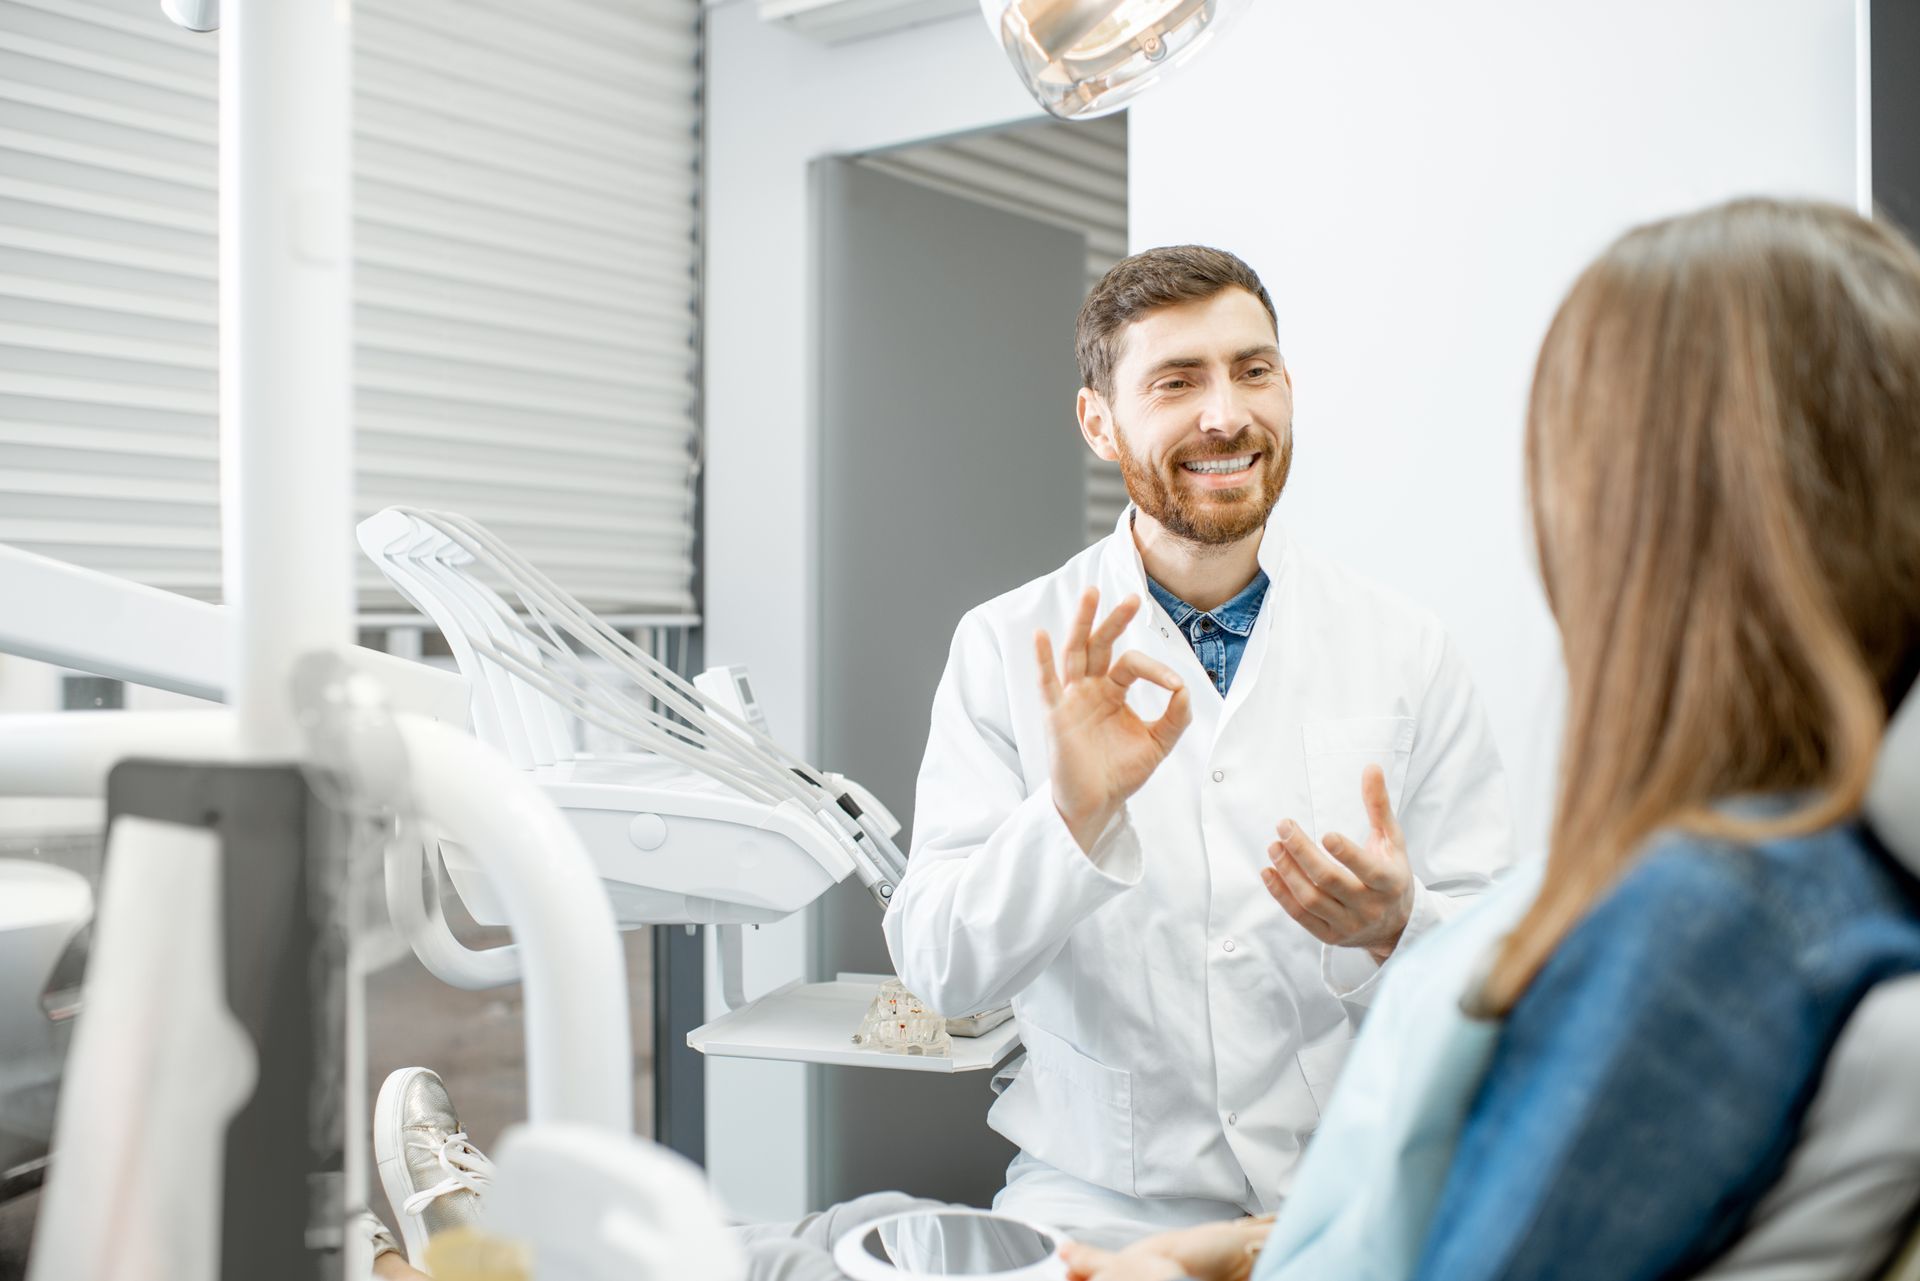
xmin=1866 ymin=689 xmax=1920 ymax=874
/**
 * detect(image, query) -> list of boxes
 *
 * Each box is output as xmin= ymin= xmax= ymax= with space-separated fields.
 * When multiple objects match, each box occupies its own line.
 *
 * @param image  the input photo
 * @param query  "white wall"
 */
xmin=1129 ymin=0 xmax=1861 ymax=850
xmin=701 ymin=0 xmax=1037 ymax=1220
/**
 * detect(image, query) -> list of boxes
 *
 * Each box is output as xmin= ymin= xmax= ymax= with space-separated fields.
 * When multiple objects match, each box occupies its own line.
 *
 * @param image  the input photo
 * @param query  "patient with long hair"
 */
xmin=1065 ymin=198 xmax=1920 ymax=1280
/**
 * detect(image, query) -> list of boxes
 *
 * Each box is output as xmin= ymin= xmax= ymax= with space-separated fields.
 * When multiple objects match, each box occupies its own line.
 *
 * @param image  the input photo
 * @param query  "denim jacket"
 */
xmin=1256 ymin=816 xmax=1920 ymax=1281
xmin=1414 ymin=819 xmax=1920 ymax=1279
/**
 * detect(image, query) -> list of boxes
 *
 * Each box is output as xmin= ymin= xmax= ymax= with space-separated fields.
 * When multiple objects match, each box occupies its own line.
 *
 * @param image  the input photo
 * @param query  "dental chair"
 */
xmin=1693 ymin=682 xmax=1920 ymax=1281
xmin=356 ymin=506 xmax=908 ymax=1002
xmin=1867 ymin=687 xmax=1920 ymax=1281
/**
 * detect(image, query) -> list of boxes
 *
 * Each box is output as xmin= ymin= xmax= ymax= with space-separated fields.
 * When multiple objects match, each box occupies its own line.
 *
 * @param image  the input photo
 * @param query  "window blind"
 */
xmin=0 ymin=0 xmax=702 ymax=615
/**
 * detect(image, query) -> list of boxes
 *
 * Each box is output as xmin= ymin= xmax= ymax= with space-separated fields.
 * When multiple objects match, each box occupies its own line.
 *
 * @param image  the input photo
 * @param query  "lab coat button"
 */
xmin=1211 ymin=770 xmax=1225 ymax=782
xmin=1222 ymin=938 xmax=1236 ymax=953
xmin=1227 ymin=1112 xmax=1238 ymax=1126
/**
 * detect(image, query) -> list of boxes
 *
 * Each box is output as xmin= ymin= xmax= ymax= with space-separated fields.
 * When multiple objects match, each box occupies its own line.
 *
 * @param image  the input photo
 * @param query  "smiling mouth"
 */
xmin=1179 ymin=453 xmax=1259 ymax=475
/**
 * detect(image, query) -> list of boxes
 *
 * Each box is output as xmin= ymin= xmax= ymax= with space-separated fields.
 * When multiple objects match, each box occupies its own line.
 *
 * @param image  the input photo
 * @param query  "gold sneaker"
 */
xmin=374 ymin=1067 xmax=493 ymax=1265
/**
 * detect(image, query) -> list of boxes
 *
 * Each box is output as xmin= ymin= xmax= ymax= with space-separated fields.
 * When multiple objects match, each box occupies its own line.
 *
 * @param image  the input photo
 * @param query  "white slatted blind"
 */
xmin=0 ymin=0 xmax=702 ymax=614
xmin=859 ymin=114 xmax=1128 ymax=545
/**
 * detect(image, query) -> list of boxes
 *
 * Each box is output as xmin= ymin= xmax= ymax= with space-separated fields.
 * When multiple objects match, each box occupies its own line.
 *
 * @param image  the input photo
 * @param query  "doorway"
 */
xmin=810 ymin=113 xmax=1130 ymax=1209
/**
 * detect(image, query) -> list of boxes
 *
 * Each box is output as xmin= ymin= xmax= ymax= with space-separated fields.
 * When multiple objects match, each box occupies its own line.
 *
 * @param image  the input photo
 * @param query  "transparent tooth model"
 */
xmin=851 ymin=979 xmax=952 ymax=1058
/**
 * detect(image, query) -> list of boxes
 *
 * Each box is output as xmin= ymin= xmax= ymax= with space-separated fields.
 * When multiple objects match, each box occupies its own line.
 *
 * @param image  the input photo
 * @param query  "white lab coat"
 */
xmin=882 ymin=509 xmax=1516 ymax=1221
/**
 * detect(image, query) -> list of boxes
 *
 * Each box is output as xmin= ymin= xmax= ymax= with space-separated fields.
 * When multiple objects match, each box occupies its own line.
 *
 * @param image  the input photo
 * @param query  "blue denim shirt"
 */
xmin=1144 ymin=570 xmax=1269 ymax=697
xmin=1411 ymin=819 xmax=1920 ymax=1281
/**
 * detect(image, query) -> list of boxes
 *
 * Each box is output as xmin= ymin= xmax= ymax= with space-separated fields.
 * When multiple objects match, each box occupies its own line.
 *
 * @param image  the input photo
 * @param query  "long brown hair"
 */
xmin=1480 ymin=199 xmax=1920 ymax=1014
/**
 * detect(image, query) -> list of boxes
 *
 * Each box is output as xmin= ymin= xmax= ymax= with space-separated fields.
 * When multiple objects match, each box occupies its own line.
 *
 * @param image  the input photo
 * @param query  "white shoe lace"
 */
xmin=401 ymin=1130 xmax=496 ymax=1218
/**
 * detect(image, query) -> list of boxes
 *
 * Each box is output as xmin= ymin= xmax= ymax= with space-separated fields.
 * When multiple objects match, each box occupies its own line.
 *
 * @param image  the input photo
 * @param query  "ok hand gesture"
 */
xmin=1037 ymin=588 xmax=1192 ymax=854
xmin=1263 ymin=764 xmax=1415 ymax=964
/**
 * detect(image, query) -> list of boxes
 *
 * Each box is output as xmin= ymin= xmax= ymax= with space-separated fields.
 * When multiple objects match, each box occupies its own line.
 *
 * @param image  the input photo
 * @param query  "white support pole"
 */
xmin=1858 ymin=0 xmax=1873 ymax=217
xmin=221 ymin=0 xmax=355 ymax=759
xmin=0 ymin=712 xmax=237 ymax=797
xmin=399 ymin=715 xmax=635 ymax=1131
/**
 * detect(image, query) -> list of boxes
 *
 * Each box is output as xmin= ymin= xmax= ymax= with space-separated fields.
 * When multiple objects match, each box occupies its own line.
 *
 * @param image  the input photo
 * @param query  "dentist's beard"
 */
xmin=1115 ymin=425 xmax=1292 ymax=546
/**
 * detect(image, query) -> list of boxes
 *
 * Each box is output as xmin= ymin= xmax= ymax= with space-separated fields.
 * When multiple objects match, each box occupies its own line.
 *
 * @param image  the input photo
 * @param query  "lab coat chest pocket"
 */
xmin=1002 ymin=1021 xmax=1135 ymax=1196
xmin=1296 ymin=1032 xmax=1359 ymax=1116
xmin=1301 ymin=717 xmax=1416 ymax=845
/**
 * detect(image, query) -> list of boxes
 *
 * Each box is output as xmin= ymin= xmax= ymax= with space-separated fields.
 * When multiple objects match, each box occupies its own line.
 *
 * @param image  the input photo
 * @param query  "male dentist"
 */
xmin=882 ymin=246 xmax=1515 ymax=1237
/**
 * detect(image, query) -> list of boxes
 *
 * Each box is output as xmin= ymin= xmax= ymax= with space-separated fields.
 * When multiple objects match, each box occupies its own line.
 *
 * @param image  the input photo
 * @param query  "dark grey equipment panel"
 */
xmin=1873 ymin=0 xmax=1920 ymax=238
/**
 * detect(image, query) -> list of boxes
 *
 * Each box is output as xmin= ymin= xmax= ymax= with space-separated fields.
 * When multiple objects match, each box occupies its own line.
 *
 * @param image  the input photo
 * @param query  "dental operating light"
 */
xmin=160 ymin=0 xmax=219 ymax=32
xmin=979 ymin=0 xmax=1248 ymax=120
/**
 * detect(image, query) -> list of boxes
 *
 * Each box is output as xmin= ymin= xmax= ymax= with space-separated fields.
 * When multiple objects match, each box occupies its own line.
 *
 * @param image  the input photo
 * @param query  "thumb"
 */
xmin=1361 ymin=764 xmax=1401 ymax=840
xmin=1148 ymin=683 xmax=1192 ymax=753
xmin=1057 ymin=1242 xmax=1110 ymax=1279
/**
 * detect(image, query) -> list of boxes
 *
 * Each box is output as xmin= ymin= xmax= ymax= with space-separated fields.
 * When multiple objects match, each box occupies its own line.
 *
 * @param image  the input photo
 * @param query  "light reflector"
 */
xmin=980 ymin=0 xmax=1248 ymax=119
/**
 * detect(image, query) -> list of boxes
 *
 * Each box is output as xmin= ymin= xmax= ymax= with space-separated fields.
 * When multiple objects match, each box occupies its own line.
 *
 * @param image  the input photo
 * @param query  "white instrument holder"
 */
xmin=354 ymin=507 xmax=987 ymax=1072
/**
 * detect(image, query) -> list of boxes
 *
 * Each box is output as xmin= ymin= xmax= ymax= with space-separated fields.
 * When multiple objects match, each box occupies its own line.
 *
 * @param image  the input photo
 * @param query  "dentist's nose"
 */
xmin=1196 ymin=381 xmax=1243 ymax=434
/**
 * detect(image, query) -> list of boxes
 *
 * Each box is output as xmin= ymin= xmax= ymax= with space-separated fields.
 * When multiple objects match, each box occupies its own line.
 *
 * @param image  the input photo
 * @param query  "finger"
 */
xmin=1148 ymin=683 xmax=1192 ymax=753
xmin=1062 ymin=588 xmax=1099 ymax=680
xmin=1272 ymin=819 xmax=1369 ymax=901
xmin=1084 ymin=595 xmax=1141 ymax=677
xmin=1034 ymin=630 xmax=1063 ymax=707
xmin=1058 ymin=1243 xmax=1112 ymax=1280
xmin=1361 ymin=764 xmax=1403 ymax=843
xmin=1322 ymin=828 xmax=1386 ymax=883
xmin=1266 ymin=845 xmax=1346 ymax=929
xmin=1262 ymin=864 xmax=1340 ymax=942
xmin=1107 ymin=648 xmax=1184 ymax=694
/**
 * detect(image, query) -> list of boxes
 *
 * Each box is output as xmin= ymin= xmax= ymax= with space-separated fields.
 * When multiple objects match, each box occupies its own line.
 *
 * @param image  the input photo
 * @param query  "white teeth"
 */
xmin=1181 ymin=455 xmax=1255 ymax=475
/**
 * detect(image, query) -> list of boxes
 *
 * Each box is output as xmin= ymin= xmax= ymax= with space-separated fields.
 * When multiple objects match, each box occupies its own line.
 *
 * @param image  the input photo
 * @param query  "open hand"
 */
xmin=1264 ymin=764 xmax=1413 ymax=963
xmin=1037 ymin=587 xmax=1192 ymax=853
xmin=1060 ymin=1217 xmax=1270 ymax=1281
xmin=1058 ymin=1242 xmax=1188 ymax=1281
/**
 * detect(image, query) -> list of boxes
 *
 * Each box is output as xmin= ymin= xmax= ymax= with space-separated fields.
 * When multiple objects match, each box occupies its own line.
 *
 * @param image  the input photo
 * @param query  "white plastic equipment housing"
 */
xmin=355 ymin=505 xmax=902 ymax=953
xmin=439 ymin=760 xmax=855 ymax=928
xmin=489 ymin=1123 xmax=745 ymax=1281
xmin=26 ymin=819 xmax=254 ymax=1281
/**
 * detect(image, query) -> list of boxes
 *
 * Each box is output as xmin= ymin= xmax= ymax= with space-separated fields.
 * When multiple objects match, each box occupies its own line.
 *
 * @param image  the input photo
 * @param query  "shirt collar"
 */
xmin=1211 ymin=571 xmax=1270 ymax=635
xmin=1143 ymin=575 xmax=1198 ymax=626
xmin=1143 ymin=567 xmax=1269 ymax=636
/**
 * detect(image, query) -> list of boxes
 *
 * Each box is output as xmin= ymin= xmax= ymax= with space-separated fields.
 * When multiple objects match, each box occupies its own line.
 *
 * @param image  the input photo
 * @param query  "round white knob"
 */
xmin=627 ymin=813 xmax=668 ymax=851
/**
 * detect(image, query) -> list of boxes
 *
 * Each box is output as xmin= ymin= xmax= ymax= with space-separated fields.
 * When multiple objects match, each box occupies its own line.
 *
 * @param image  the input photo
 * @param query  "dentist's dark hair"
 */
xmin=1077 ymin=245 xmax=1278 ymax=399
xmin=1479 ymin=198 xmax=1920 ymax=1015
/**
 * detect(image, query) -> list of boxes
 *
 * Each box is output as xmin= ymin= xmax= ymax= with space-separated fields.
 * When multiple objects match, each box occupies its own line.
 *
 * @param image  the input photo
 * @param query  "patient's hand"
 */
xmin=1265 ymin=763 xmax=1414 ymax=965
xmin=1057 ymin=1242 xmax=1187 ymax=1281
xmin=1059 ymin=1217 xmax=1270 ymax=1281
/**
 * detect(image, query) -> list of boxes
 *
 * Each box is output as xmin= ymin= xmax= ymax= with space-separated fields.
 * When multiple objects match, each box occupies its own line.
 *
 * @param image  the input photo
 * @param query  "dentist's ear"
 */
xmin=1077 ymin=386 xmax=1122 ymax=463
